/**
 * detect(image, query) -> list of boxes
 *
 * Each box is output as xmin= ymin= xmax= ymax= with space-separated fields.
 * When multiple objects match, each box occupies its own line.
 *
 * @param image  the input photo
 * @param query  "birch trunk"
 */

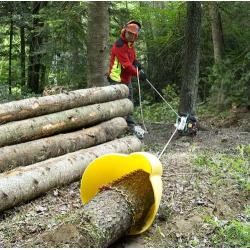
xmin=0 ymin=136 xmax=142 ymax=212
xmin=0 ymin=84 xmax=128 ymax=123
xmin=0 ymin=98 xmax=133 ymax=147
xmin=0 ymin=117 xmax=127 ymax=172
xmin=22 ymin=170 xmax=154 ymax=248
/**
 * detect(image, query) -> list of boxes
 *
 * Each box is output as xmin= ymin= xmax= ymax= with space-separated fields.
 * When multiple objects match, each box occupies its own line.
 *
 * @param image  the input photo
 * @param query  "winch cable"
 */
xmin=157 ymin=127 xmax=178 ymax=159
xmin=136 ymin=67 xmax=148 ymax=132
xmin=136 ymin=68 xmax=182 ymax=158
xmin=145 ymin=78 xmax=180 ymax=118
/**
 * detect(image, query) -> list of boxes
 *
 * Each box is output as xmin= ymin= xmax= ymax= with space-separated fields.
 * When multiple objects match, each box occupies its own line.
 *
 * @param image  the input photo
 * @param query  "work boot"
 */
xmin=131 ymin=125 xmax=146 ymax=139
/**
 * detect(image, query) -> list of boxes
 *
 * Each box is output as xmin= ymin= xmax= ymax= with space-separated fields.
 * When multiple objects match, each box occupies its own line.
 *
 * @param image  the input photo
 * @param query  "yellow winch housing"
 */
xmin=80 ymin=152 xmax=163 ymax=235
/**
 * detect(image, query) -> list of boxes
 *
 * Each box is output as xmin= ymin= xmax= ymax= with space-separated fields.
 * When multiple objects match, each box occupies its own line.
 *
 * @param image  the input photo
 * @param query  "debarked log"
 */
xmin=22 ymin=170 xmax=154 ymax=248
xmin=0 ymin=84 xmax=129 ymax=123
xmin=0 ymin=117 xmax=127 ymax=172
xmin=0 ymin=98 xmax=133 ymax=147
xmin=0 ymin=136 xmax=142 ymax=212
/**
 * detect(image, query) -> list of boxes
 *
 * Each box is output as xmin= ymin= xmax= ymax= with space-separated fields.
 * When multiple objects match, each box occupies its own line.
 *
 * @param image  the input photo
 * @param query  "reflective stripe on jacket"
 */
xmin=109 ymin=34 xmax=138 ymax=84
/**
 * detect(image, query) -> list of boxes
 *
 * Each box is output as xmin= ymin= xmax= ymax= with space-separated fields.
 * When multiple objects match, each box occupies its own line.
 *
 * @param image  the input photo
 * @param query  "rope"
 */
xmin=157 ymin=127 xmax=178 ymax=159
xmin=136 ymin=69 xmax=181 ymax=158
xmin=145 ymin=77 xmax=180 ymax=118
xmin=136 ymin=67 xmax=148 ymax=132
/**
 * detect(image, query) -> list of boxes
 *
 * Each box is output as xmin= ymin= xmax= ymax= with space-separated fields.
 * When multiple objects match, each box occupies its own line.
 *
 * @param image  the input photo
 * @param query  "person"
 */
xmin=107 ymin=20 xmax=147 ymax=139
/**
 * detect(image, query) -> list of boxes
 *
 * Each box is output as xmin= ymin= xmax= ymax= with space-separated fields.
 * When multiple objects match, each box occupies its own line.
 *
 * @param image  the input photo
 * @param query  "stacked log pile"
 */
xmin=0 ymin=84 xmax=142 ymax=212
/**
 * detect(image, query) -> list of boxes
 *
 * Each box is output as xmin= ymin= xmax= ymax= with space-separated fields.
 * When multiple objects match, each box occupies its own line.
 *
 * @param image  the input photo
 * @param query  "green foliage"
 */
xmin=134 ymin=101 xmax=177 ymax=123
xmin=197 ymin=103 xmax=231 ymax=120
xmin=134 ymin=84 xmax=179 ymax=123
xmin=0 ymin=85 xmax=40 ymax=104
xmin=131 ymin=2 xmax=186 ymax=91
xmin=203 ymin=53 xmax=250 ymax=108
xmin=213 ymin=220 xmax=250 ymax=247
xmin=42 ymin=2 xmax=87 ymax=88
xmin=0 ymin=1 xmax=249 ymax=109
xmin=204 ymin=207 xmax=250 ymax=248
xmin=193 ymin=144 xmax=250 ymax=192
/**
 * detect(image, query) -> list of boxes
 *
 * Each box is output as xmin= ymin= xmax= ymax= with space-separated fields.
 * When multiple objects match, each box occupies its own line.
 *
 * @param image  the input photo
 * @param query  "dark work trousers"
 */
xmin=108 ymin=77 xmax=136 ymax=128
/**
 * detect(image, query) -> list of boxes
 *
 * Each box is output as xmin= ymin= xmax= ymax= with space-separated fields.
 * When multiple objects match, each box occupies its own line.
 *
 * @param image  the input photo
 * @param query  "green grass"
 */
xmin=193 ymin=144 xmax=250 ymax=192
xmin=212 ymin=219 xmax=250 ymax=247
xmin=204 ymin=206 xmax=250 ymax=248
xmin=204 ymin=209 xmax=250 ymax=248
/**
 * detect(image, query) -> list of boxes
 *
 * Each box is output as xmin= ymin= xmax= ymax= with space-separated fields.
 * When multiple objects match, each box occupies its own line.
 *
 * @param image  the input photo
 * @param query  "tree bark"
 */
xmin=208 ymin=2 xmax=225 ymax=108
xmin=86 ymin=2 xmax=109 ymax=87
xmin=179 ymin=2 xmax=202 ymax=115
xmin=209 ymin=2 xmax=224 ymax=63
xmin=22 ymin=170 xmax=154 ymax=248
xmin=20 ymin=26 xmax=26 ymax=86
xmin=27 ymin=1 xmax=47 ymax=93
xmin=0 ymin=136 xmax=142 ymax=212
xmin=0 ymin=117 xmax=127 ymax=172
xmin=0 ymin=98 xmax=133 ymax=147
xmin=8 ymin=11 xmax=13 ymax=94
xmin=0 ymin=84 xmax=129 ymax=123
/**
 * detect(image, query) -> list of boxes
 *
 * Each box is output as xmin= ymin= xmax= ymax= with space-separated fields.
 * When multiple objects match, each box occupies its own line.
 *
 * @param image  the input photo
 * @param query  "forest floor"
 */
xmin=0 ymin=109 xmax=249 ymax=248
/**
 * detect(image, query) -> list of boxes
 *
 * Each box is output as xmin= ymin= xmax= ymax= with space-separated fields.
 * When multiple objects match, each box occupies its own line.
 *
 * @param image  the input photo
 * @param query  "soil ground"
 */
xmin=0 ymin=110 xmax=249 ymax=248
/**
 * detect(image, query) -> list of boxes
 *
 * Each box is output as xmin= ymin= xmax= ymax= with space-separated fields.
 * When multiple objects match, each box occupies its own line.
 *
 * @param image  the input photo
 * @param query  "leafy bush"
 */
xmin=204 ymin=53 xmax=250 ymax=109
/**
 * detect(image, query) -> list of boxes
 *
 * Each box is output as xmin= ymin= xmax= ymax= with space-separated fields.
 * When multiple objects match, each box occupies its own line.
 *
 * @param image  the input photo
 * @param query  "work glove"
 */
xmin=133 ymin=60 xmax=143 ymax=70
xmin=139 ymin=70 xmax=147 ymax=81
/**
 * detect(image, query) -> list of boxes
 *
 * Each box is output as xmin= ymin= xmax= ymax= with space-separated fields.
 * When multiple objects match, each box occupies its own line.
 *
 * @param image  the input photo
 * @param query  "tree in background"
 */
xmin=27 ymin=1 xmax=47 ymax=93
xmin=86 ymin=2 xmax=109 ymax=87
xmin=179 ymin=2 xmax=202 ymax=115
xmin=204 ymin=2 xmax=250 ymax=108
xmin=209 ymin=2 xmax=224 ymax=63
xmin=0 ymin=1 xmax=249 ymax=110
xmin=208 ymin=1 xmax=226 ymax=108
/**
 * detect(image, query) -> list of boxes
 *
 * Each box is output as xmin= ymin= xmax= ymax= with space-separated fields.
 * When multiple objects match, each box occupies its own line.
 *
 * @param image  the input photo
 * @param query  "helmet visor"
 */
xmin=125 ymin=23 xmax=140 ymax=35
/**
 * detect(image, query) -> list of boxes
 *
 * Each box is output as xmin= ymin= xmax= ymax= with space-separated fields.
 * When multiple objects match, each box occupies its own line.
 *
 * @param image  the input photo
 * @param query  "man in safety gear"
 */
xmin=107 ymin=20 xmax=147 ymax=139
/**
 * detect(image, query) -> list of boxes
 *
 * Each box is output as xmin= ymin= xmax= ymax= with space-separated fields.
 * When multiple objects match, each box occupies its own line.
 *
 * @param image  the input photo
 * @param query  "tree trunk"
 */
xmin=209 ymin=2 xmax=224 ymax=63
xmin=8 ymin=11 xmax=13 ymax=94
xmin=0 ymin=117 xmax=127 ymax=172
xmin=208 ymin=2 xmax=225 ymax=108
xmin=20 ymin=26 xmax=26 ymax=86
xmin=140 ymin=2 xmax=156 ymax=87
xmin=179 ymin=2 xmax=202 ymax=115
xmin=0 ymin=136 xmax=142 ymax=212
xmin=86 ymin=2 xmax=109 ymax=87
xmin=0 ymin=84 xmax=129 ymax=123
xmin=22 ymin=170 xmax=154 ymax=248
xmin=27 ymin=1 xmax=47 ymax=93
xmin=0 ymin=98 xmax=133 ymax=147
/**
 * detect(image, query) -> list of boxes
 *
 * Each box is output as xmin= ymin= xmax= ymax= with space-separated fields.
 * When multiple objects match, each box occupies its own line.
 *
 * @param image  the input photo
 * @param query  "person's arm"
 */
xmin=114 ymin=48 xmax=138 ymax=76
